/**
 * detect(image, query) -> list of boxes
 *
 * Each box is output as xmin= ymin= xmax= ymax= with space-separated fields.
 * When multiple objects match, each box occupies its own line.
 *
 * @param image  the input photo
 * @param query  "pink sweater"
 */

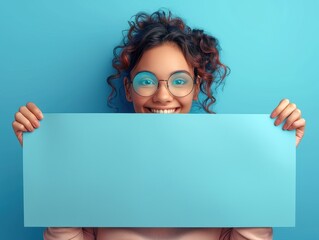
xmin=44 ymin=227 xmax=272 ymax=240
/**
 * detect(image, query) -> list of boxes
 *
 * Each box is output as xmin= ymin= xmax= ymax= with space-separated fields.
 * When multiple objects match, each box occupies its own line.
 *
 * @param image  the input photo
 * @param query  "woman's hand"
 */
xmin=270 ymin=99 xmax=306 ymax=147
xmin=12 ymin=102 xmax=43 ymax=146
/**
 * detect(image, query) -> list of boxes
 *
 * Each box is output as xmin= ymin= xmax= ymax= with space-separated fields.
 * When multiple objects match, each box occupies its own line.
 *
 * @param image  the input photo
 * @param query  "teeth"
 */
xmin=150 ymin=108 xmax=176 ymax=114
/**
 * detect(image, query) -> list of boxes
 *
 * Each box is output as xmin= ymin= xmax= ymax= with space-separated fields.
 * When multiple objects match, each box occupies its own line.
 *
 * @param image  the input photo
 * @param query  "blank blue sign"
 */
xmin=23 ymin=114 xmax=295 ymax=227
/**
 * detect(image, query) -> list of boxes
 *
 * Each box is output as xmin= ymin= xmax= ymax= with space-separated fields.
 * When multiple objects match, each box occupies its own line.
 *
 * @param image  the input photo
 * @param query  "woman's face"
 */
xmin=125 ymin=42 xmax=199 ymax=114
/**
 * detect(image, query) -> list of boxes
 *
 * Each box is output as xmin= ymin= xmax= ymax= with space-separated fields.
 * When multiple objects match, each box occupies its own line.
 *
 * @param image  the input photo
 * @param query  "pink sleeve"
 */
xmin=220 ymin=228 xmax=273 ymax=240
xmin=43 ymin=228 xmax=96 ymax=240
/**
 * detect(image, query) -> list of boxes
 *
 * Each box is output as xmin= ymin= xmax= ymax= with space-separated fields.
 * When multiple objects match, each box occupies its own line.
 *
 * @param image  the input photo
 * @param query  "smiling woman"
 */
xmin=124 ymin=42 xmax=199 ymax=113
xmin=11 ymin=9 xmax=305 ymax=240
xmin=107 ymin=11 xmax=229 ymax=113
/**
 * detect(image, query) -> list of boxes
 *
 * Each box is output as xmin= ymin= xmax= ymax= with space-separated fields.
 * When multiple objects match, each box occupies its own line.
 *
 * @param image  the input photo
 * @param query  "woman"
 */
xmin=12 ymin=10 xmax=305 ymax=240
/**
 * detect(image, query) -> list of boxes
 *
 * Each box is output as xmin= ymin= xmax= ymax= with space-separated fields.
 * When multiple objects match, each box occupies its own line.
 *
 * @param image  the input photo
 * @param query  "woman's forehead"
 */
xmin=130 ymin=42 xmax=194 ymax=79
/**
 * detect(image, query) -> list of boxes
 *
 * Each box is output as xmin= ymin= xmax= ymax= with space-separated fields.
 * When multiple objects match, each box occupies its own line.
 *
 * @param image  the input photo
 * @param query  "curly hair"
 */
xmin=107 ymin=10 xmax=229 ymax=113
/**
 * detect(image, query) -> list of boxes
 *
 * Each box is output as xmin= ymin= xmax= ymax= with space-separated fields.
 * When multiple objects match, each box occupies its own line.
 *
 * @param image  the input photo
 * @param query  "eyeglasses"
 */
xmin=130 ymin=71 xmax=196 ymax=97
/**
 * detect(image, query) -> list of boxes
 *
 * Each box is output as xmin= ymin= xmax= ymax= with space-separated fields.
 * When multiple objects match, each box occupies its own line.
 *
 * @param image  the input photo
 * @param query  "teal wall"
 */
xmin=1 ymin=0 xmax=318 ymax=239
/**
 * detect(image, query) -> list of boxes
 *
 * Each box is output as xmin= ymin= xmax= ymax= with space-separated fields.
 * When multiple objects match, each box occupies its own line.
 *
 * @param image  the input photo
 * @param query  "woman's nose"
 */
xmin=152 ymin=82 xmax=174 ymax=103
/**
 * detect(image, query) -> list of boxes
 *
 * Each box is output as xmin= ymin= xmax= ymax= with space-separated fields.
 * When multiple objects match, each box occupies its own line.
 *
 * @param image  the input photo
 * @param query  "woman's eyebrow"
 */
xmin=133 ymin=69 xmax=193 ymax=79
xmin=169 ymin=70 xmax=192 ymax=75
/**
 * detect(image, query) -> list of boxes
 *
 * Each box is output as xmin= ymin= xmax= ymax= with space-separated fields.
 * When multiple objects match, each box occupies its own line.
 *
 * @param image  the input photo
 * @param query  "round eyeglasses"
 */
xmin=130 ymin=71 xmax=196 ymax=97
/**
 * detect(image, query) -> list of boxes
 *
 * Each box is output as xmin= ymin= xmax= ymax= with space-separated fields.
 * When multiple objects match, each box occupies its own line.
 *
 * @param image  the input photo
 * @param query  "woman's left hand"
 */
xmin=270 ymin=99 xmax=306 ymax=147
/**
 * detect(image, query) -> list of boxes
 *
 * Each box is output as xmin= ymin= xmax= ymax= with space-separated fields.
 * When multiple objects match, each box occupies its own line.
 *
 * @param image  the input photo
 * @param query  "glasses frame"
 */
xmin=129 ymin=70 xmax=198 ymax=98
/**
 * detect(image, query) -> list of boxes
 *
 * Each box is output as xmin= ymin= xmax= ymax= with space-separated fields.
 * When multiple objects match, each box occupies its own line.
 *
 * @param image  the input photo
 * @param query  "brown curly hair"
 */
xmin=107 ymin=10 xmax=229 ymax=113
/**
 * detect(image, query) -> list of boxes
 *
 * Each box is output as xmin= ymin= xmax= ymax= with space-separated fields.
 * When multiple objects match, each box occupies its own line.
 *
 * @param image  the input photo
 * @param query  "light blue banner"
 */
xmin=23 ymin=114 xmax=295 ymax=227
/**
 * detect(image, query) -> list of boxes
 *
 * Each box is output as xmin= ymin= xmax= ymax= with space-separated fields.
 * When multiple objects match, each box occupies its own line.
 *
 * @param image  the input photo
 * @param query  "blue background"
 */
xmin=0 ymin=0 xmax=318 ymax=239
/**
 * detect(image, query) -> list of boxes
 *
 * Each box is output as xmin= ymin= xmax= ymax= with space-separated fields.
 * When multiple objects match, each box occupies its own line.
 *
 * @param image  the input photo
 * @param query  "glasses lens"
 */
xmin=168 ymin=72 xmax=194 ymax=97
xmin=132 ymin=72 xmax=158 ymax=96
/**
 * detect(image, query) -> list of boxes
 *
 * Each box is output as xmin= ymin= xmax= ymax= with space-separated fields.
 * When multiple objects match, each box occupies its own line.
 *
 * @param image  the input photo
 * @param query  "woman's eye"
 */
xmin=139 ymin=79 xmax=155 ymax=86
xmin=172 ymin=79 xmax=186 ymax=85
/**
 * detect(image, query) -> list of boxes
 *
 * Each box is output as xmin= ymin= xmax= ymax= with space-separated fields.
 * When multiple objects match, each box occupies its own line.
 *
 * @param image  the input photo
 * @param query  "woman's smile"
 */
xmin=146 ymin=107 xmax=180 ymax=113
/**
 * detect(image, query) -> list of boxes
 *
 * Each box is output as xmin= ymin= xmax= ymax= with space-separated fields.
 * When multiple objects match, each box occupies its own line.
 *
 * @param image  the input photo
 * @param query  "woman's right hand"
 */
xmin=12 ymin=102 xmax=43 ymax=146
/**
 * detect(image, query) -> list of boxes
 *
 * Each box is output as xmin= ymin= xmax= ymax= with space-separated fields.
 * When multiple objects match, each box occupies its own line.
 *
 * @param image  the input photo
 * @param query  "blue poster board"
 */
xmin=23 ymin=114 xmax=295 ymax=227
